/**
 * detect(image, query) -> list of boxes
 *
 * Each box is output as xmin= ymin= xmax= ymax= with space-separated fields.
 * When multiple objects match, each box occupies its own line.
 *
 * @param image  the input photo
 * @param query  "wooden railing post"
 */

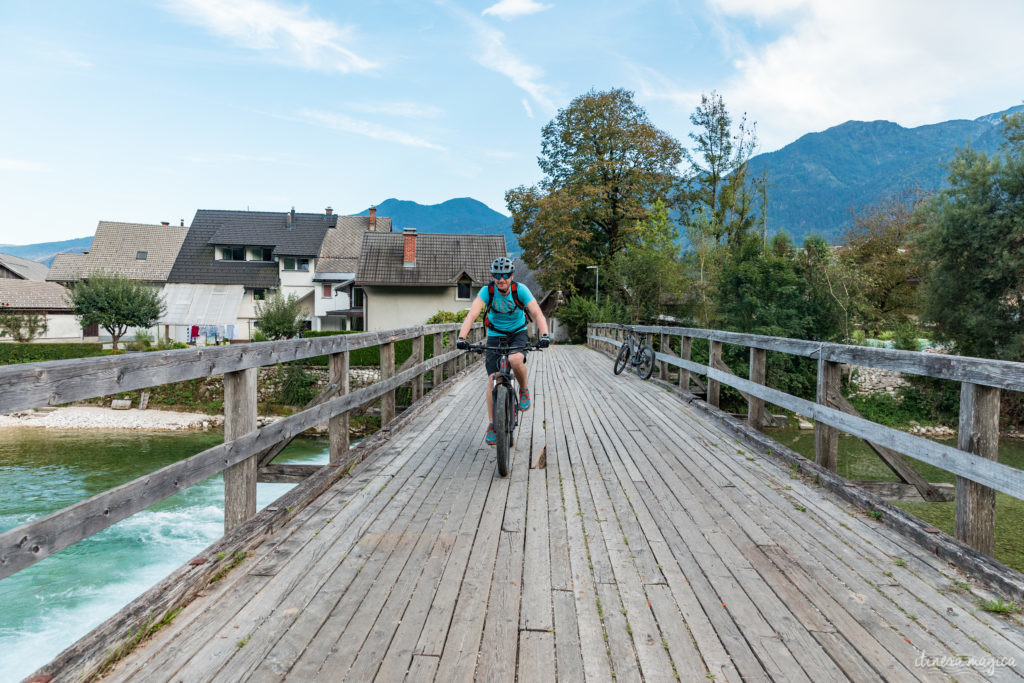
xmin=433 ymin=332 xmax=443 ymax=389
xmin=659 ymin=332 xmax=669 ymax=380
xmin=329 ymin=350 xmax=349 ymax=465
xmin=748 ymin=347 xmax=766 ymax=429
xmin=380 ymin=340 xmax=395 ymax=426
xmin=956 ymin=382 xmax=1001 ymax=555
xmin=708 ymin=340 xmax=722 ymax=407
xmin=815 ymin=356 xmax=841 ymax=472
xmin=223 ymin=367 xmax=257 ymax=532
xmin=412 ymin=333 xmax=425 ymax=401
xmin=680 ymin=336 xmax=691 ymax=392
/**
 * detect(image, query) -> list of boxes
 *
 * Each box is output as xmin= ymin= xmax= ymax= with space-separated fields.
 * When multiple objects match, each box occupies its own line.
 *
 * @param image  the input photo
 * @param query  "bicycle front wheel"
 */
xmin=494 ymin=384 xmax=512 ymax=477
xmin=614 ymin=344 xmax=631 ymax=375
xmin=636 ymin=345 xmax=656 ymax=380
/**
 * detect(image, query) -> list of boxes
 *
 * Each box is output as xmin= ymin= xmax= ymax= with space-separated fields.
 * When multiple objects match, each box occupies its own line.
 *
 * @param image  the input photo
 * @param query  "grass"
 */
xmin=981 ymin=598 xmax=1021 ymax=615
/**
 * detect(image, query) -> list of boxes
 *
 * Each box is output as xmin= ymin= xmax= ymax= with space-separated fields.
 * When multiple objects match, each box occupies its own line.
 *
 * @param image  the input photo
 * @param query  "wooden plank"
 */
xmin=521 ymin=469 xmax=552 ymax=631
xmin=551 ymin=590 xmax=584 ymax=682
xmin=517 ymin=630 xmax=556 ymax=683
xmin=679 ymin=335 xmax=691 ymax=392
xmin=644 ymin=583 xmax=709 ymax=683
xmin=708 ymin=340 xmax=721 ymax=407
xmin=0 ymin=322 xmax=471 ymax=414
xmin=256 ymin=464 xmax=319 ymax=483
xmin=224 ymin=367 xmax=258 ymax=532
xmin=815 ymin=357 xmax=841 ymax=472
xmin=476 ymin=530 xmax=525 ymax=682
xmin=0 ymin=347 xmax=466 ymax=580
xmin=596 ymin=582 xmax=642 ymax=683
xmin=749 ymin=346 xmax=766 ymax=429
xmin=405 ymin=654 xmax=439 ymax=681
xmin=956 ymin=382 xmax=1001 ymax=555
xmin=380 ymin=340 xmax=396 ymax=426
xmin=329 ymin=349 xmax=350 ymax=465
xmin=412 ymin=333 xmax=425 ymax=401
xmin=433 ymin=333 xmax=443 ymax=394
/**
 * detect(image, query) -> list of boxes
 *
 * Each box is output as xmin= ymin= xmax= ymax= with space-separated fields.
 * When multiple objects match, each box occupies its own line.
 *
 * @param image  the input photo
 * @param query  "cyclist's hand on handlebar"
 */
xmin=456 ymin=337 xmax=469 ymax=350
xmin=538 ymin=334 xmax=550 ymax=349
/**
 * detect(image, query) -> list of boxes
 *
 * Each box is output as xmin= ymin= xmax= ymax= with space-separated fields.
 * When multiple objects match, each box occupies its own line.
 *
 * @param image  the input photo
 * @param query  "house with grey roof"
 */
xmin=355 ymin=229 xmax=506 ymax=330
xmin=47 ymin=221 xmax=189 ymax=342
xmin=0 ymin=252 xmax=50 ymax=281
xmin=0 ymin=279 xmax=80 ymax=341
xmin=164 ymin=207 xmax=386 ymax=340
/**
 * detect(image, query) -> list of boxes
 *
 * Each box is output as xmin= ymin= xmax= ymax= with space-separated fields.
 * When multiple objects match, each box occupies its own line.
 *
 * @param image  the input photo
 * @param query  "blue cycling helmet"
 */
xmin=490 ymin=256 xmax=514 ymax=276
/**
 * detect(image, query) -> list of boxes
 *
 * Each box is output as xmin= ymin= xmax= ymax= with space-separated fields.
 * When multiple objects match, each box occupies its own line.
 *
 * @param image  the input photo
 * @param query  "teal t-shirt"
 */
xmin=479 ymin=283 xmax=535 ymax=336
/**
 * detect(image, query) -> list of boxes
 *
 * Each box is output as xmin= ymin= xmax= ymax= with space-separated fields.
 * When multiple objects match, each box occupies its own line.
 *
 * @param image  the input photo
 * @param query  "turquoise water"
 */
xmin=0 ymin=429 xmax=328 ymax=682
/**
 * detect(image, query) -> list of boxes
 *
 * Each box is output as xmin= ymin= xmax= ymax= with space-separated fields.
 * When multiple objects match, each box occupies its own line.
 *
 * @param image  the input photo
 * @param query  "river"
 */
xmin=0 ymin=429 xmax=328 ymax=682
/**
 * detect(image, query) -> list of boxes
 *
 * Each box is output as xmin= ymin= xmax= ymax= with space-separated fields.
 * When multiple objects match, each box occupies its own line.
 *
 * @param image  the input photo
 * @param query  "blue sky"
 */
xmin=2 ymin=0 xmax=1023 ymax=243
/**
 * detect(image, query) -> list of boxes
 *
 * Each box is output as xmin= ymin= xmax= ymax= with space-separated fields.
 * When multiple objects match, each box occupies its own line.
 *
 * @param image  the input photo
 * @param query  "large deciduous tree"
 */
xmin=506 ymin=88 xmax=683 ymax=291
xmin=254 ymin=291 xmax=305 ymax=340
xmin=70 ymin=272 xmax=164 ymax=350
xmin=916 ymin=111 xmax=1024 ymax=360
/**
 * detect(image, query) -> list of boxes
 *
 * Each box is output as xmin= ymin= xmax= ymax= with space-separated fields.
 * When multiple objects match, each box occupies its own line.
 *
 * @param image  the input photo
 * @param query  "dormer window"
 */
xmin=220 ymin=246 xmax=245 ymax=261
xmin=456 ymin=279 xmax=472 ymax=301
xmin=136 ymin=251 xmax=148 ymax=260
xmin=249 ymin=247 xmax=274 ymax=262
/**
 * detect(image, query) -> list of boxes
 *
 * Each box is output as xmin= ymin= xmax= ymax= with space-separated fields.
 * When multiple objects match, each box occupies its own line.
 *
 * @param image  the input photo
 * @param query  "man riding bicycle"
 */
xmin=456 ymin=257 xmax=550 ymax=445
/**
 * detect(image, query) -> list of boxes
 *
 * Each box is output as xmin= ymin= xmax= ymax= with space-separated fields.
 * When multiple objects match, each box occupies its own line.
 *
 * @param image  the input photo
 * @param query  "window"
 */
xmin=136 ymin=251 xmax=148 ymax=260
xmin=282 ymin=257 xmax=296 ymax=270
xmin=456 ymin=280 xmax=471 ymax=300
xmin=220 ymin=246 xmax=244 ymax=261
xmin=283 ymin=257 xmax=309 ymax=271
xmin=322 ymin=284 xmax=332 ymax=298
xmin=299 ymin=258 xmax=309 ymax=271
xmin=249 ymin=247 xmax=274 ymax=262
xmin=352 ymin=287 xmax=364 ymax=308
xmin=252 ymin=289 xmax=267 ymax=301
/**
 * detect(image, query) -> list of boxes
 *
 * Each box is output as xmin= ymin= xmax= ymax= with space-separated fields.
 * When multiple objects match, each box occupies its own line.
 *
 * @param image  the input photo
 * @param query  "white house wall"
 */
xmin=363 ymin=285 xmax=478 ymax=331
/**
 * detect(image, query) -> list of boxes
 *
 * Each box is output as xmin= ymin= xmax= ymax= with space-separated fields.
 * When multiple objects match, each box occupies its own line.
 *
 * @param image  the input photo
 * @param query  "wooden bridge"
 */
xmin=4 ymin=325 xmax=1024 ymax=681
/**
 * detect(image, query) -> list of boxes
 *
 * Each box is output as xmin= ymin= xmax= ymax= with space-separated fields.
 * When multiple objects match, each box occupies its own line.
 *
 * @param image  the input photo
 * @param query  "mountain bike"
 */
xmin=614 ymin=325 xmax=656 ymax=380
xmin=467 ymin=339 xmax=543 ymax=477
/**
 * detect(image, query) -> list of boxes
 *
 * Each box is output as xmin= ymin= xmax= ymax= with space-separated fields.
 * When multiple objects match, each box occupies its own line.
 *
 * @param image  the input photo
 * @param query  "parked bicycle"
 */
xmin=614 ymin=325 xmax=656 ymax=380
xmin=467 ymin=339 xmax=543 ymax=477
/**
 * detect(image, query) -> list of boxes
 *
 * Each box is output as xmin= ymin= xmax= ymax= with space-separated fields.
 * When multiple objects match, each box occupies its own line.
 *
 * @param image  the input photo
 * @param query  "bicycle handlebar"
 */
xmin=465 ymin=342 xmax=544 ymax=354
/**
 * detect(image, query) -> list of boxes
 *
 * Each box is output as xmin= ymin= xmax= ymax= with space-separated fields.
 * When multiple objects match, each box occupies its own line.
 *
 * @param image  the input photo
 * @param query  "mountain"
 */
xmin=747 ymin=105 xmax=1024 ymax=243
xmin=355 ymin=197 xmax=518 ymax=254
xmin=0 ymin=237 xmax=92 ymax=266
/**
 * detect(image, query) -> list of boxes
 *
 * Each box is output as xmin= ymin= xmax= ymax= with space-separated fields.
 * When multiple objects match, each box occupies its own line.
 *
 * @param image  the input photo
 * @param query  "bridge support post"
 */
xmin=708 ymin=340 xmax=722 ymax=407
xmin=659 ymin=333 xmax=669 ymax=381
xmin=329 ymin=350 xmax=350 ymax=465
xmin=381 ymin=340 xmax=395 ymax=426
xmin=433 ymin=333 xmax=443 ymax=390
xmin=748 ymin=347 xmax=766 ymax=429
xmin=956 ymin=382 xmax=1000 ymax=555
xmin=680 ymin=336 xmax=691 ymax=392
xmin=815 ymin=358 xmax=841 ymax=472
xmin=412 ymin=333 xmax=424 ymax=401
xmin=223 ymin=367 xmax=257 ymax=532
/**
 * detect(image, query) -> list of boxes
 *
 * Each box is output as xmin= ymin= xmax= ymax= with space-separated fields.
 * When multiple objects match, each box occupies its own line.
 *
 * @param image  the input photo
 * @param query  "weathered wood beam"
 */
xmin=380 ymin=340 xmax=395 ymax=426
xmin=412 ymin=334 xmax=425 ymax=401
xmin=0 ymin=347 xmax=465 ymax=580
xmin=827 ymin=388 xmax=949 ymax=502
xmin=0 ymin=323 xmax=469 ymax=414
xmin=956 ymin=383 xmax=1001 ymax=555
xmin=815 ymin=358 xmax=842 ymax=473
xmin=748 ymin=347 xmax=766 ymax=430
xmin=708 ymin=340 xmax=722 ymax=408
xmin=223 ymin=368 xmax=257 ymax=532
xmin=256 ymin=464 xmax=321 ymax=483
xmin=329 ymin=350 xmax=350 ymax=466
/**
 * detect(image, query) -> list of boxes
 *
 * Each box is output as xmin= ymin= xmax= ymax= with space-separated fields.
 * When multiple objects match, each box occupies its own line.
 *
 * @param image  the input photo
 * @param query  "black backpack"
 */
xmin=483 ymin=281 xmax=532 ymax=333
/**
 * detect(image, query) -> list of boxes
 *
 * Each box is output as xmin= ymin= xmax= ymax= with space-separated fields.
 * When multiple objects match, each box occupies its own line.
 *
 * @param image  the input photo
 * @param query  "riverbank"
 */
xmin=0 ymin=406 xmax=226 ymax=430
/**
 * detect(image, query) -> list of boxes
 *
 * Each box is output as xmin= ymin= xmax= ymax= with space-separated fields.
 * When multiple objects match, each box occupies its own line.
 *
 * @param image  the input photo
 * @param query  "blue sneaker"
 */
xmin=519 ymin=387 xmax=531 ymax=411
xmin=485 ymin=423 xmax=496 ymax=446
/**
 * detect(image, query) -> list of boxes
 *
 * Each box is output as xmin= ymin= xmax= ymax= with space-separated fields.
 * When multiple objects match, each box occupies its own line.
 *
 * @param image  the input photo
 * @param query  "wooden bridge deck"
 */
xmin=108 ymin=345 xmax=1024 ymax=682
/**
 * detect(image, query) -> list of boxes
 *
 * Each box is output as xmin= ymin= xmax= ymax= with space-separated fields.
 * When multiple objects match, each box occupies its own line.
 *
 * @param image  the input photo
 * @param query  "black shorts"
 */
xmin=485 ymin=330 xmax=529 ymax=375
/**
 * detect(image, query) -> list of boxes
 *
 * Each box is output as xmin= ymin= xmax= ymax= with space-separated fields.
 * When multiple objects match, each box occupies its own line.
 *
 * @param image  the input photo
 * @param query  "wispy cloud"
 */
xmin=705 ymin=0 xmax=1024 ymax=150
xmin=630 ymin=64 xmax=700 ymax=110
xmin=482 ymin=148 xmax=520 ymax=160
xmin=521 ymin=99 xmax=534 ymax=118
xmin=0 ymin=159 xmax=48 ymax=172
xmin=464 ymin=13 xmax=558 ymax=114
xmin=289 ymin=109 xmax=445 ymax=150
xmin=163 ymin=0 xmax=377 ymax=74
xmin=482 ymin=0 xmax=553 ymax=20
xmin=347 ymin=101 xmax=444 ymax=119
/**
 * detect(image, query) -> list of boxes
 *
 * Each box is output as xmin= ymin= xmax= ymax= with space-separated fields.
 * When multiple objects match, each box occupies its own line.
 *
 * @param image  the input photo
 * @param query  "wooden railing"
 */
xmin=0 ymin=323 xmax=485 ymax=581
xmin=588 ymin=323 xmax=1024 ymax=557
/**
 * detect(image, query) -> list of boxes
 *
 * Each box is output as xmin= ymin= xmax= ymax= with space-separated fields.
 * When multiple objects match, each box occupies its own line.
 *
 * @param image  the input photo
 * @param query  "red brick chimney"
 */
xmin=325 ymin=206 xmax=333 ymax=215
xmin=160 ymin=221 xmax=169 ymax=226
xmin=403 ymin=228 xmax=416 ymax=268
xmin=369 ymin=206 xmax=376 ymax=231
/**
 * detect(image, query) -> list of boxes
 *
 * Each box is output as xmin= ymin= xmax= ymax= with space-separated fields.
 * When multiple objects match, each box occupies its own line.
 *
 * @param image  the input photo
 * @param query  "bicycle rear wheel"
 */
xmin=494 ymin=384 xmax=512 ymax=477
xmin=636 ymin=345 xmax=656 ymax=380
xmin=613 ymin=344 xmax=631 ymax=374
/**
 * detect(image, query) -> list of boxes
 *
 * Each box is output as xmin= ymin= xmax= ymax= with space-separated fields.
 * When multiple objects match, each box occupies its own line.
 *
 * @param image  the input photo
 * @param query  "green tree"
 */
xmin=255 ymin=291 xmax=305 ymax=340
xmin=0 ymin=304 xmax=48 ymax=343
xmin=841 ymin=190 xmax=927 ymax=332
xmin=681 ymin=92 xmax=760 ymax=325
xmin=507 ymin=88 xmax=684 ymax=291
xmin=916 ymin=111 xmax=1024 ymax=360
xmin=69 ymin=272 xmax=164 ymax=350
xmin=606 ymin=199 xmax=685 ymax=323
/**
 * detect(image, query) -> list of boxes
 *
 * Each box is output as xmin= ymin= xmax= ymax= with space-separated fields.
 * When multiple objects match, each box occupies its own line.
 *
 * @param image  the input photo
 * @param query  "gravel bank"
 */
xmin=0 ymin=407 xmax=226 ymax=431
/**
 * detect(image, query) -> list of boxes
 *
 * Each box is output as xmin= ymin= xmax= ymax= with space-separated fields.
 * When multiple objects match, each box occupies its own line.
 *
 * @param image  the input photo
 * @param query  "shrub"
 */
xmin=892 ymin=318 xmax=920 ymax=351
xmin=255 ymin=292 xmax=304 ymax=340
xmin=0 ymin=342 xmax=104 ymax=365
xmin=280 ymin=364 xmax=318 ymax=406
